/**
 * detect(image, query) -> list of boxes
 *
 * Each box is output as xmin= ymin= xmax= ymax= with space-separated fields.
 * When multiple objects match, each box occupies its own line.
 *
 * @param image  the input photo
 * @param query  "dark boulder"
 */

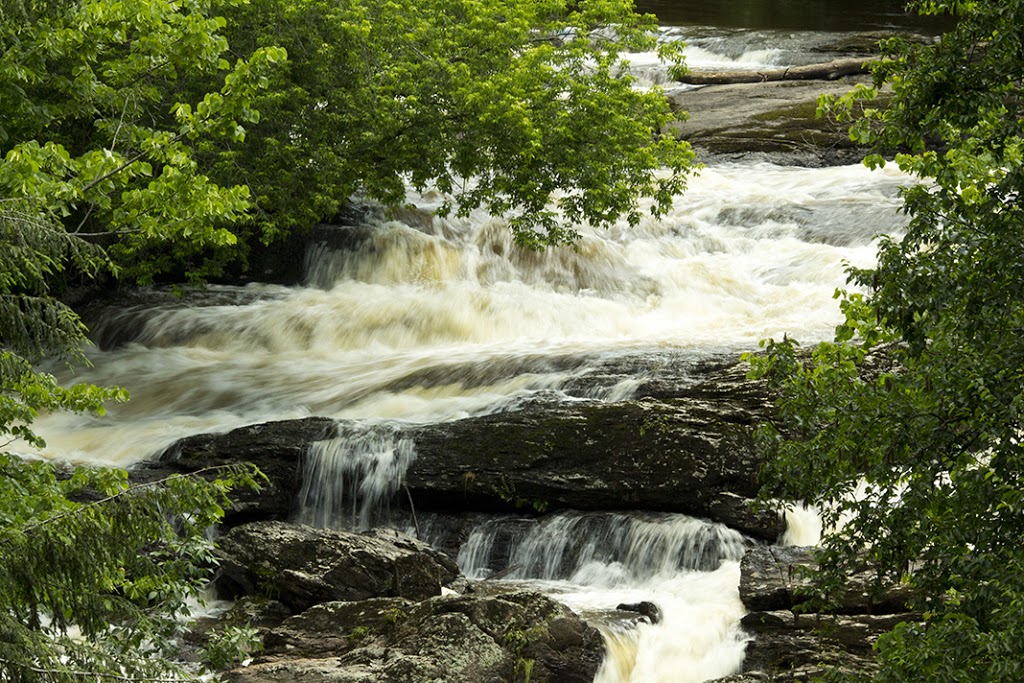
xmin=142 ymin=418 xmax=338 ymax=524
xmin=144 ymin=357 xmax=780 ymax=539
xmin=404 ymin=396 xmax=777 ymax=540
xmin=214 ymin=522 xmax=459 ymax=612
xmin=228 ymin=590 xmax=604 ymax=683
xmin=616 ymin=601 xmax=662 ymax=624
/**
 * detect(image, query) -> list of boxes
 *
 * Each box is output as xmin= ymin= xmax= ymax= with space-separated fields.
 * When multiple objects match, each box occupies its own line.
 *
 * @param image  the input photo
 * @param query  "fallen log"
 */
xmin=681 ymin=57 xmax=878 ymax=85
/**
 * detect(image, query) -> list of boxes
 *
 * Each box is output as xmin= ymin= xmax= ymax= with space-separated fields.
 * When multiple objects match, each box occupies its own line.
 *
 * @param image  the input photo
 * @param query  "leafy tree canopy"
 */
xmin=207 ymin=0 xmax=694 ymax=248
xmin=0 ymin=0 xmax=691 ymax=679
xmin=749 ymin=1 xmax=1024 ymax=680
xmin=0 ymin=0 xmax=689 ymax=444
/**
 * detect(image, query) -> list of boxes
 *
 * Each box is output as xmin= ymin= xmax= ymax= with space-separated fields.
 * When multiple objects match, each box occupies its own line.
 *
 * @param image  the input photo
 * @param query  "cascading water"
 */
xmin=296 ymin=427 xmax=417 ymax=530
xmin=22 ymin=162 xmax=909 ymax=469
xmin=449 ymin=512 xmax=752 ymax=682
xmin=18 ymin=55 xmax=911 ymax=672
xmin=17 ymin=158 xmax=904 ymax=679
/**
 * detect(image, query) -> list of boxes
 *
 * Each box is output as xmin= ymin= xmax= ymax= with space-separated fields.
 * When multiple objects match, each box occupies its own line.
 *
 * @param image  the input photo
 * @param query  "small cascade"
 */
xmin=782 ymin=502 xmax=823 ymax=546
xmin=295 ymin=426 xmax=416 ymax=530
xmin=454 ymin=511 xmax=750 ymax=682
xmin=458 ymin=511 xmax=747 ymax=582
xmin=592 ymin=561 xmax=748 ymax=683
xmin=304 ymin=221 xmax=467 ymax=290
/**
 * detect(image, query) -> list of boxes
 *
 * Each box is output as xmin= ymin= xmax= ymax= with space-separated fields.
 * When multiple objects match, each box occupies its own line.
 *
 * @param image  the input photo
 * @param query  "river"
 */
xmin=24 ymin=13 xmax=922 ymax=683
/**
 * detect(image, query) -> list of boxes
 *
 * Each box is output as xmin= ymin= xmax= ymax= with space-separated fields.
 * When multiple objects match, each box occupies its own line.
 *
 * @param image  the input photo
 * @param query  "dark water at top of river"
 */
xmin=635 ymin=0 xmax=954 ymax=32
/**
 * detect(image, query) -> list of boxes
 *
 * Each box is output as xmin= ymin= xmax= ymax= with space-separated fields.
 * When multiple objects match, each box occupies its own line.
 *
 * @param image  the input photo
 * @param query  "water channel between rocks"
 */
xmin=23 ymin=27 xmax=917 ymax=683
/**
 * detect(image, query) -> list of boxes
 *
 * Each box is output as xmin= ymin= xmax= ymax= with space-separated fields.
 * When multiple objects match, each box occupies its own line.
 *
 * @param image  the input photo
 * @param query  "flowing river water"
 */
xmin=21 ymin=22 xmax=919 ymax=683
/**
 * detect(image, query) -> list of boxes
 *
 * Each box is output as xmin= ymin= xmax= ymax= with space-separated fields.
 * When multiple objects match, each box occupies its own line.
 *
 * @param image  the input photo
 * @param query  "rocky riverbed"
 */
xmin=69 ymin=30 xmax=923 ymax=683
xmin=145 ymin=354 xmax=902 ymax=682
xmin=667 ymin=75 xmax=875 ymax=166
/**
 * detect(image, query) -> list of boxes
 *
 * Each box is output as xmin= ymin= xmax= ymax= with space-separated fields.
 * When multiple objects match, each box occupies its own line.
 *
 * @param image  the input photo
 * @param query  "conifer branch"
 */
xmin=0 ymin=657 xmax=188 ymax=682
xmin=22 ymin=464 xmax=256 ymax=533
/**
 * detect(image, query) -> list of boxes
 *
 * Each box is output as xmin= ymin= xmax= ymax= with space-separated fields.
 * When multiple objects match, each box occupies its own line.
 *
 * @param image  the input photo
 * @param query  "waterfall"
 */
xmin=20 ymin=160 xmax=912 ymax=681
xmin=448 ymin=511 xmax=751 ymax=682
xmin=295 ymin=426 xmax=416 ymax=530
xmin=457 ymin=511 xmax=747 ymax=582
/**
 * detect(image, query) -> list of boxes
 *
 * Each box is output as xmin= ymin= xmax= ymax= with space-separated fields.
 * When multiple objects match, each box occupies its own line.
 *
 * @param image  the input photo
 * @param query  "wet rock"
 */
xmin=739 ymin=545 xmax=819 ymax=612
xmin=416 ymin=511 xmax=537 ymax=569
xmin=149 ymin=357 xmax=782 ymax=539
xmin=739 ymin=609 xmax=913 ymax=674
xmin=809 ymin=31 xmax=935 ymax=55
xmin=214 ymin=521 xmax=459 ymax=612
xmin=141 ymin=417 xmax=339 ymax=525
xmin=404 ymin=396 xmax=778 ymax=540
xmin=228 ymin=590 xmax=604 ymax=683
xmin=725 ymin=545 xmax=924 ymax=683
xmin=665 ymin=76 xmax=876 ymax=166
xmin=740 ymin=545 xmax=916 ymax=614
xmin=616 ymin=601 xmax=662 ymax=624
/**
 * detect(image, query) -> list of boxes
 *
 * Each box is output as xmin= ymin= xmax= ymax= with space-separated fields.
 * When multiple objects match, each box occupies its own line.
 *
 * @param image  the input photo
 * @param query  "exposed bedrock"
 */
xmin=709 ymin=545 xmax=921 ymax=682
xmin=665 ymin=75 xmax=878 ymax=167
xmin=401 ymin=395 xmax=775 ymax=539
xmin=144 ymin=360 xmax=780 ymax=540
xmin=205 ymin=521 xmax=604 ymax=683
xmin=214 ymin=521 xmax=460 ymax=612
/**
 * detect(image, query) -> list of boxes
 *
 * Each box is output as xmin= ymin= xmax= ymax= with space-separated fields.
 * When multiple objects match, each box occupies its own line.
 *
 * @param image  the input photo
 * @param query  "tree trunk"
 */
xmin=680 ymin=57 xmax=877 ymax=85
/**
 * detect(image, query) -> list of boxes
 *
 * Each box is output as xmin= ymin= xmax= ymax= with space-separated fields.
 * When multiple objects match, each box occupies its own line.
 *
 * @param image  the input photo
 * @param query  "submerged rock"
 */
xmin=616 ymin=601 xmax=663 ymax=624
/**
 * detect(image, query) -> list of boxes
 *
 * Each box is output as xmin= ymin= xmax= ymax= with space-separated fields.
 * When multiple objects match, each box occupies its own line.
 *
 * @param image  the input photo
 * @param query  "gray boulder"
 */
xmin=228 ymin=590 xmax=604 ymax=683
xmin=215 ymin=522 xmax=459 ymax=612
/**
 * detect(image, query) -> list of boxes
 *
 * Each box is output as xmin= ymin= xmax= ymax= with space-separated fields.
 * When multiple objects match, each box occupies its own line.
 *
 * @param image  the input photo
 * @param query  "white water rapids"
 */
xmin=20 ymin=158 xmax=907 ymax=680
xmin=27 ymin=162 xmax=907 ymax=466
xmin=9 ymin=20 xmax=923 ymax=675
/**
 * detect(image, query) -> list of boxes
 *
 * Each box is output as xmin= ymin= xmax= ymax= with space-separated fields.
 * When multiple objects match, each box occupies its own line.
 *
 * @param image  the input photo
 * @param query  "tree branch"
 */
xmin=22 ymin=464 xmax=254 ymax=533
xmin=0 ymin=657 xmax=187 ymax=683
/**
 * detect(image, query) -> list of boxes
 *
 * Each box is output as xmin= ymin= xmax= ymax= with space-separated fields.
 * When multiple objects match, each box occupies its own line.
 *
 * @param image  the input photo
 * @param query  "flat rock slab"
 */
xmin=665 ymin=76 xmax=875 ymax=165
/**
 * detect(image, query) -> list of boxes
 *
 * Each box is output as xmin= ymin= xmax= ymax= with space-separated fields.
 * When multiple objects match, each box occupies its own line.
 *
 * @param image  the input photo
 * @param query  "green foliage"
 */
xmin=0 ymin=0 xmax=284 ymax=446
xmin=205 ymin=0 xmax=695 ymax=247
xmin=199 ymin=624 xmax=263 ymax=671
xmin=346 ymin=625 xmax=370 ymax=642
xmin=0 ymin=457 xmax=264 ymax=681
xmin=0 ymin=0 xmax=286 ymax=284
xmin=493 ymin=475 xmax=549 ymax=513
xmin=756 ymin=1 xmax=1024 ymax=680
